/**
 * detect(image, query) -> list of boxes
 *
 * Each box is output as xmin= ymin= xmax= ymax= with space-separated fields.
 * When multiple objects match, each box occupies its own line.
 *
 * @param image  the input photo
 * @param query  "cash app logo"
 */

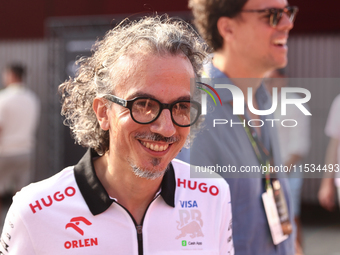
xmin=182 ymin=240 xmax=187 ymax=246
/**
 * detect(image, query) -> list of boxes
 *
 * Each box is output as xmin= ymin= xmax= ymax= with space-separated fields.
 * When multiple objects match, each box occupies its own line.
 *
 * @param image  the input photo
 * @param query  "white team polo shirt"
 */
xmin=1 ymin=149 xmax=233 ymax=254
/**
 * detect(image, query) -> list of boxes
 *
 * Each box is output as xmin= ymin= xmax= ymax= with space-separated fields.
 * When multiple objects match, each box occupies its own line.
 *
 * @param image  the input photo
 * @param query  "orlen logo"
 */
xmin=29 ymin=186 xmax=76 ymax=214
xmin=66 ymin=217 xmax=92 ymax=235
xmin=178 ymin=178 xmax=219 ymax=196
xmin=64 ymin=217 xmax=98 ymax=250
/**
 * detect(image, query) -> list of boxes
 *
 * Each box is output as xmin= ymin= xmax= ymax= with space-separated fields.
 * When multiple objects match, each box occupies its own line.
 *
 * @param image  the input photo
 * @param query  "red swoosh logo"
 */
xmin=70 ymin=217 xmax=92 ymax=225
xmin=65 ymin=223 xmax=84 ymax=235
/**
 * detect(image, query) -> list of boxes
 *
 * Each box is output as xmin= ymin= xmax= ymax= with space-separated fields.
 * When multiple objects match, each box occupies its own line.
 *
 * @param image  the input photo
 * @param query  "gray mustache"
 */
xmin=135 ymin=132 xmax=180 ymax=143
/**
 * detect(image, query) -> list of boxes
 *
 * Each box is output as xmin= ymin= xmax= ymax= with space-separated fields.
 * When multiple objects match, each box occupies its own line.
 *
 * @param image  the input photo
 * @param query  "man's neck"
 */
xmin=213 ymin=53 xmax=264 ymax=102
xmin=212 ymin=50 xmax=266 ymax=85
xmin=93 ymin=152 xmax=163 ymax=225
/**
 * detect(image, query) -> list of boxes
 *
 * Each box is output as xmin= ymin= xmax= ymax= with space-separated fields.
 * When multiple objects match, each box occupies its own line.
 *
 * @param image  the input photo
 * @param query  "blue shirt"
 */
xmin=177 ymin=62 xmax=295 ymax=254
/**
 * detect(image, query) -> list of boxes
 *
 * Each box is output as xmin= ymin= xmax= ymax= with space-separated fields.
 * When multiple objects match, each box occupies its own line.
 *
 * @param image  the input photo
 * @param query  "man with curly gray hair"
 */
xmin=1 ymin=16 xmax=234 ymax=254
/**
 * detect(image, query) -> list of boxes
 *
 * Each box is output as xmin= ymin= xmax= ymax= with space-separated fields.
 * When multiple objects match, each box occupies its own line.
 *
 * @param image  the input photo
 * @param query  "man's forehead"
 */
xmin=124 ymin=82 xmax=192 ymax=100
xmin=114 ymin=54 xmax=193 ymax=101
xmin=243 ymin=0 xmax=288 ymax=9
xmin=114 ymin=53 xmax=194 ymax=79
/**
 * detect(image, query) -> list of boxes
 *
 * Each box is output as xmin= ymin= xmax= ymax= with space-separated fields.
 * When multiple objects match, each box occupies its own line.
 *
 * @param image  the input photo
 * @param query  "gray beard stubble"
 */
xmin=130 ymin=160 xmax=170 ymax=180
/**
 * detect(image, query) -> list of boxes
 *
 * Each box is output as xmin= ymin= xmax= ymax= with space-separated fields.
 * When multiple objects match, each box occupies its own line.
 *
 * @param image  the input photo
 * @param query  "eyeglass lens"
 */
xmin=131 ymin=98 xmax=198 ymax=126
xmin=132 ymin=99 xmax=159 ymax=123
xmin=271 ymin=7 xmax=297 ymax=26
xmin=172 ymin=101 xmax=199 ymax=126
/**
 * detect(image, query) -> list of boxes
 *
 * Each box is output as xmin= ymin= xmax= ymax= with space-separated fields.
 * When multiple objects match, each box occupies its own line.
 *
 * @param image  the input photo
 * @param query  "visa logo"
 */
xmin=180 ymin=200 xmax=198 ymax=208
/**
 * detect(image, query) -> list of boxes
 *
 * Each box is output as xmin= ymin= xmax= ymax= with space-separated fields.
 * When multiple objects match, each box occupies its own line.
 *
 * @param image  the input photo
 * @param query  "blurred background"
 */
xmin=0 ymin=0 xmax=340 ymax=254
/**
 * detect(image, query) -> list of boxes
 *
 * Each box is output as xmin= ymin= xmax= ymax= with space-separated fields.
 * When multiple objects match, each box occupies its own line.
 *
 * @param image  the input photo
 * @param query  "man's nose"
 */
xmin=150 ymin=109 xmax=176 ymax=138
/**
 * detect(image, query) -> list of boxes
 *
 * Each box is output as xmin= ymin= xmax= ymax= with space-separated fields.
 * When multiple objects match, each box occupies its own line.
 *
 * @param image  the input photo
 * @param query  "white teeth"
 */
xmin=273 ymin=38 xmax=287 ymax=45
xmin=140 ymin=141 xmax=169 ymax=152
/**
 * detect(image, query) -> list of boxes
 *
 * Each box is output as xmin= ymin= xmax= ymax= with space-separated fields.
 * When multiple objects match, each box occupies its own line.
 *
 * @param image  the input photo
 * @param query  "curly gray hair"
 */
xmin=59 ymin=15 xmax=208 ymax=155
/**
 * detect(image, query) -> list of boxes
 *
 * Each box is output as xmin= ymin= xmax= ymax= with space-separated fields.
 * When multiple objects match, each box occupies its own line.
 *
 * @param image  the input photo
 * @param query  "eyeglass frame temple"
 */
xmin=102 ymin=94 xmax=127 ymax=107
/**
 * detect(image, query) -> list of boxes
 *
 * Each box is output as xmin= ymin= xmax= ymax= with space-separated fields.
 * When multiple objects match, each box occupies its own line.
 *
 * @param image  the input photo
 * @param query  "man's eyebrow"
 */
xmin=128 ymin=92 xmax=191 ymax=101
xmin=176 ymin=96 xmax=191 ymax=101
xmin=128 ymin=92 xmax=155 ymax=99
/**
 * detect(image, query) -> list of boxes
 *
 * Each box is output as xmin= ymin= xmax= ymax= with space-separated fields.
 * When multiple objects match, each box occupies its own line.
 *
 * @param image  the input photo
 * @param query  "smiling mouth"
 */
xmin=273 ymin=38 xmax=287 ymax=47
xmin=140 ymin=141 xmax=170 ymax=152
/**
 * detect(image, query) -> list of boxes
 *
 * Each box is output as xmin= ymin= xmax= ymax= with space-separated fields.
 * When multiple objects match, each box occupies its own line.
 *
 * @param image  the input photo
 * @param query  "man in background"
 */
xmin=319 ymin=94 xmax=340 ymax=211
xmin=178 ymin=0 xmax=299 ymax=253
xmin=0 ymin=64 xmax=40 ymax=220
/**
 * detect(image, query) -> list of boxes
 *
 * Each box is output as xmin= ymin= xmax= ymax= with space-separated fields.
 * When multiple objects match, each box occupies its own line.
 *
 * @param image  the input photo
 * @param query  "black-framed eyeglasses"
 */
xmin=102 ymin=94 xmax=201 ymax=127
xmin=241 ymin=6 xmax=299 ymax=27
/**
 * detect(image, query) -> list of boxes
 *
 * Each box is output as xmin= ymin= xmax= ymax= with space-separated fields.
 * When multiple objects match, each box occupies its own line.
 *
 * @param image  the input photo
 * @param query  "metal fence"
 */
xmin=287 ymin=35 xmax=340 ymax=203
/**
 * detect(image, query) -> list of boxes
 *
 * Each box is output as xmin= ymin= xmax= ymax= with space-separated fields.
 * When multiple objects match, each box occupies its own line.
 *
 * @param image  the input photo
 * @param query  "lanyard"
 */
xmin=237 ymin=114 xmax=273 ymax=189
xmin=236 ymin=107 xmax=293 ymax=237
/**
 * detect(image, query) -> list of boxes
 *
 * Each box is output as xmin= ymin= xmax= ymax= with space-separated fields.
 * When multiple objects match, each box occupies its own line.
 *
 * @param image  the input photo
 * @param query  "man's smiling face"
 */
xmin=231 ymin=0 xmax=294 ymax=72
xmin=106 ymin=54 xmax=195 ymax=179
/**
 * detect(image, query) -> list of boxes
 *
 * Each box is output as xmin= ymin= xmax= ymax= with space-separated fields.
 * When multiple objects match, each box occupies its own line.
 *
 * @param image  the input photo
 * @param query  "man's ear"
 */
xmin=217 ymin=16 xmax=235 ymax=42
xmin=93 ymin=98 xmax=110 ymax=131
